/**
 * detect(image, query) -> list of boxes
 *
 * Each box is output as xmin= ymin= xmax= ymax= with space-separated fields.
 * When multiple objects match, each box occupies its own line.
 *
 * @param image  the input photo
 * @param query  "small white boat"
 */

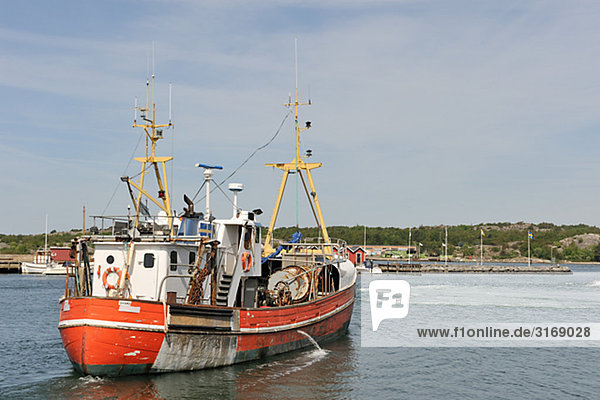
xmin=21 ymin=249 xmax=54 ymax=274
xmin=43 ymin=264 xmax=69 ymax=275
xmin=21 ymin=216 xmax=68 ymax=275
xmin=21 ymin=262 xmax=50 ymax=274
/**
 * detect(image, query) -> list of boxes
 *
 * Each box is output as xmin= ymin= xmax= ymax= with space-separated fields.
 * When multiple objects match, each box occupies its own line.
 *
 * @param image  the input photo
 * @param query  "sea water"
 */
xmin=1 ymin=266 xmax=599 ymax=399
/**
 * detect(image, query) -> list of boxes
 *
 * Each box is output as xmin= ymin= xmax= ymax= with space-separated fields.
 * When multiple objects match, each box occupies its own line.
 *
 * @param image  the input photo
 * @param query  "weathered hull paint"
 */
xmin=59 ymin=284 xmax=355 ymax=376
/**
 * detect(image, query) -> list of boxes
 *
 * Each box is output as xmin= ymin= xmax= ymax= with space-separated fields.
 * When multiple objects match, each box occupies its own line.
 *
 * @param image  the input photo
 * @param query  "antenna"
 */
xmin=133 ymin=96 xmax=138 ymax=123
xmin=169 ymin=82 xmax=172 ymax=124
xmin=294 ymin=38 xmax=298 ymax=93
xmin=152 ymin=40 xmax=155 ymax=78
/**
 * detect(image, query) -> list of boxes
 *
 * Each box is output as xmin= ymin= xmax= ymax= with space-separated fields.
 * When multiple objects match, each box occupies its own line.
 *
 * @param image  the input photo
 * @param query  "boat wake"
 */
xmin=236 ymin=347 xmax=330 ymax=391
xmin=587 ymin=280 xmax=600 ymax=287
xmin=77 ymin=376 xmax=105 ymax=384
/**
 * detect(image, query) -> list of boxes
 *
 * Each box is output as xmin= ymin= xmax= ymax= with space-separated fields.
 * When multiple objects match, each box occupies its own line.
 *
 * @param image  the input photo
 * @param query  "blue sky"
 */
xmin=1 ymin=0 xmax=600 ymax=234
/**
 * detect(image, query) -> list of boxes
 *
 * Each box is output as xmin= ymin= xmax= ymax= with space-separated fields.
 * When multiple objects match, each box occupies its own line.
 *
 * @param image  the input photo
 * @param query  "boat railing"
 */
xmin=278 ymin=237 xmax=349 ymax=261
xmin=88 ymin=214 xmax=208 ymax=241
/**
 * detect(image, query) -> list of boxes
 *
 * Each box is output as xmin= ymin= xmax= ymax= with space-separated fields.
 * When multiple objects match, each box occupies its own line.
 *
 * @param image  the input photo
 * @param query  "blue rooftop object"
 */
xmin=261 ymin=231 xmax=303 ymax=264
xmin=195 ymin=163 xmax=223 ymax=170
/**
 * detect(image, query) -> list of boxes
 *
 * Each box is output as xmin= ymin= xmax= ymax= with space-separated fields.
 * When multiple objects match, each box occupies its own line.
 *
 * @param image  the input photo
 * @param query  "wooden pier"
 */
xmin=379 ymin=263 xmax=422 ymax=273
xmin=0 ymin=255 xmax=22 ymax=273
xmin=377 ymin=262 xmax=572 ymax=274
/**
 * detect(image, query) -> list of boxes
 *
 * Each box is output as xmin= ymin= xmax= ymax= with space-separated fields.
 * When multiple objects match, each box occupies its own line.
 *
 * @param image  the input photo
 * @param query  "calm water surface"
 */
xmin=1 ymin=266 xmax=599 ymax=399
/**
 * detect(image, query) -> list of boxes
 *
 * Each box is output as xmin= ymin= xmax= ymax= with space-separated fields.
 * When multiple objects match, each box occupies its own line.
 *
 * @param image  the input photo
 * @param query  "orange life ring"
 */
xmin=242 ymin=252 xmax=252 ymax=272
xmin=102 ymin=266 xmax=129 ymax=290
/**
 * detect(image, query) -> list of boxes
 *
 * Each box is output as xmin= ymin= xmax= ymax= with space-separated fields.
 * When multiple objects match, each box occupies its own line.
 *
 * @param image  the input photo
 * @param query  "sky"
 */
xmin=1 ymin=0 xmax=600 ymax=234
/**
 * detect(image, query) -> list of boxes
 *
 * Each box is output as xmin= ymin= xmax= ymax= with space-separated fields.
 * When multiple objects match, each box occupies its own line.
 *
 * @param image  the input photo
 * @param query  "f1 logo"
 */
xmin=369 ymin=280 xmax=411 ymax=331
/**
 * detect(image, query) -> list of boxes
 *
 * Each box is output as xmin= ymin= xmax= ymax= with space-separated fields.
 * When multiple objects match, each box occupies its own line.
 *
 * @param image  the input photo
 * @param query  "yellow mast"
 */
xmin=127 ymin=74 xmax=174 ymax=229
xmin=264 ymin=40 xmax=331 ymax=254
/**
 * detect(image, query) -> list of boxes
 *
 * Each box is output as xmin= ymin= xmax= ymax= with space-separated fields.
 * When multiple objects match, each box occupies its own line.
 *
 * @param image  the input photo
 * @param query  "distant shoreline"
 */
xmin=368 ymin=257 xmax=600 ymax=267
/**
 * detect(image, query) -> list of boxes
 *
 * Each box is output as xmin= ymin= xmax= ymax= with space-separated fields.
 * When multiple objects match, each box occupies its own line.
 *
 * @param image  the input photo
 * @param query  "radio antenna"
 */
xmin=133 ymin=96 xmax=138 ymax=123
xmin=152 ymin=40 xmax=155 ymax=78
xmin=294 ymin=38 xmax=298 ymax=94
xmin=169 ymin=82 xmax=173 ymax=125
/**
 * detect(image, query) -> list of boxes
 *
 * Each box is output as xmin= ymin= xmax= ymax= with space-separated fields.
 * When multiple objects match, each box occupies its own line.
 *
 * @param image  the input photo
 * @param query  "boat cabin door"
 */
xmin=131 ymin=248 xmax=163 ymax=300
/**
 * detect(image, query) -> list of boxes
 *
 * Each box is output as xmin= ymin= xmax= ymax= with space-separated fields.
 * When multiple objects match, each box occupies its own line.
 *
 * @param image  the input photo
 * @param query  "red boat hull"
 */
xmin=59 ymin=285 xmax=355 ymax=376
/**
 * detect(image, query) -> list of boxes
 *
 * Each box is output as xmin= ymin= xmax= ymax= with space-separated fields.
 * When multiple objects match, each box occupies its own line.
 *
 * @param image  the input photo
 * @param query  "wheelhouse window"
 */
xmin=170 ymin=251 xmax=178 ymax=271
xmin=189 ymin=251 xmax=196 ymax=266
xmin=144 ymin=253 xmax=155 ymax=268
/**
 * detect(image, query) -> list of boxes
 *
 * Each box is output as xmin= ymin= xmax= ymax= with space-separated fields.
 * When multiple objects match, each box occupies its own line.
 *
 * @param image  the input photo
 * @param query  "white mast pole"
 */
xmin=445 ymin=226 xmax=448 ymax=266
xmin=480 ymin=229 xmax=483 ymax=266
xmin=205 ymin=171 xmax=211 ymax=218
xmin=408 ymin=227 xmax=412 ymax=264
xmin=44 ymin=214 xmax=48 ymax=253
xmin=528 ymin=233 xmax=531 ymax=267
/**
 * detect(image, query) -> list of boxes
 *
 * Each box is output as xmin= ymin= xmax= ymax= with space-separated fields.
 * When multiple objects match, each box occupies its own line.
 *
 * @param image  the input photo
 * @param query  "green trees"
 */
xmin=269 ymin=223 xmax=600 ymax=262
xmin=0 ymin=231 xmax=79 ymax=254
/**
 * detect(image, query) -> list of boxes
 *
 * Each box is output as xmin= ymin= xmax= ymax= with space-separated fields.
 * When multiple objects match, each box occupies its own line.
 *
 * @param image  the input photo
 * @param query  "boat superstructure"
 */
xmin=58 ymin=57 xmax=356 ymax=376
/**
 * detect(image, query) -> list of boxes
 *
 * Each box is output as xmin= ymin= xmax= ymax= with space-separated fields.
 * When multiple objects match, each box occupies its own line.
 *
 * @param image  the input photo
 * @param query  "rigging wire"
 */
xmin=193 ymin=109 xmax=292 ymax=205
xmin=214 ymin=180 xmax=236 ymax=209
xmin=101 ymin=131 xmax=145 ymax=216
xmin=190 ymin=180 xmax=207 ymax=203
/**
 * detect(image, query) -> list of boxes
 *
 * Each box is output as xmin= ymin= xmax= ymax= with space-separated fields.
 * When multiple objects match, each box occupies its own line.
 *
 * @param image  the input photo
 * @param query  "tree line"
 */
xmin=270 ymin=222 xmax=600 ymax=262
xmin=4 ymin=222 xmax=600 ymax=262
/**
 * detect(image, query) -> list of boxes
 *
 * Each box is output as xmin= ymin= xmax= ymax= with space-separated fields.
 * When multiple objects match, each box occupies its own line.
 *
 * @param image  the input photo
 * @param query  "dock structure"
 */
xmin=379 ymin=263 xmax=422 ymax=273
xmin=0 ymin=255 xmax=21 ymax=273
xmin=377 ymin=262 xmax=572 ymax=274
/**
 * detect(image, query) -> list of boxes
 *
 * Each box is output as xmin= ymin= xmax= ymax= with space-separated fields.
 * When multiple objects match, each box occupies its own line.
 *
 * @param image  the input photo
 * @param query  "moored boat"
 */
xmin=22 ymin=216 xmax=67 ymax=274
xmin=58 ymin=63 xmax=356 ymax=376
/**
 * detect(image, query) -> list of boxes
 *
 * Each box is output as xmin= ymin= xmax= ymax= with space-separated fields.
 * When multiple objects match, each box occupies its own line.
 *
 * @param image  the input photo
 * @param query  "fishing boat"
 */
xmin=58 ymin=64 xmax=356 ymax=376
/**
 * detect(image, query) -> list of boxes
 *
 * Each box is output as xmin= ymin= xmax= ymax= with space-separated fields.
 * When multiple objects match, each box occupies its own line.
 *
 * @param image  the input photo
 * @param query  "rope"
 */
xmin=193 ymin=109 xmax=292 ymax=205
xmin=101 ymin=131 xmax=145 ymax=216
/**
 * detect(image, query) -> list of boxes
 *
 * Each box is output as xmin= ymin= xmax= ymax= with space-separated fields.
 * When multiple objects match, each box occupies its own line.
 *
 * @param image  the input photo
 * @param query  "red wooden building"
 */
xmin=51 ymin=247 xmax=76 ymax=264
xmin=347 ymin=246 xmax=367 ymax=265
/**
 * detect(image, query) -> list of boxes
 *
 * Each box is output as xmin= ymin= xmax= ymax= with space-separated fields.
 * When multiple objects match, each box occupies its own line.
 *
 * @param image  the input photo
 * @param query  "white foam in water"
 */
xmin=588 ymin=280 xmax=600 ymax=287
xmin=237 ymin=345 xmax=329 ymax=391
xmin=412 ymin=284 xmax=451 ymax=289
xmin=78 ymin=376 xmax=105 ymax=384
